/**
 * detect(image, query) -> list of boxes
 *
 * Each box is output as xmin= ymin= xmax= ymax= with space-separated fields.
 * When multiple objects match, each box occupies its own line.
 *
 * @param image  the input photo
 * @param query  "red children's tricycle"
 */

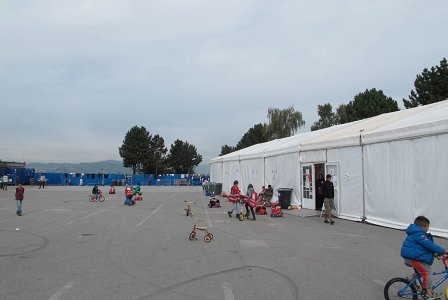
xmin=270 ymin=201 xmax=283 ymax=218
xmin=189 ymin=217 xmax=213 ymax=242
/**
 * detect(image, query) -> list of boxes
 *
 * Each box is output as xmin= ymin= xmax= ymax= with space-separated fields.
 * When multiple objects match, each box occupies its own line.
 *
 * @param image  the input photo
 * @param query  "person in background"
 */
xmin=227 ymin=180 xmax=241 ymax=218
xmin=38 ymin=174 xmax=46 ymax=189
xmin=265 ymin=184 xmax=273 ymax=200
xmin=3 ymin=175 xmax=9 ymax=191
xmin=125 ymin=184 xmax=134 ymax=206
xmin=15 ymin=183 xmax=25 ymax=216
xmin=322 ymin=174 xmax=335 ymax=225
xmin=133 ymin=182 xmax=141 ymax=195
xmin=315 ymin=174 xmax=325 ymax=209
xmin=92 ymin=183 xmax=100 ymax=200
xmin=244 ymin=183 xmax=258 ymax=221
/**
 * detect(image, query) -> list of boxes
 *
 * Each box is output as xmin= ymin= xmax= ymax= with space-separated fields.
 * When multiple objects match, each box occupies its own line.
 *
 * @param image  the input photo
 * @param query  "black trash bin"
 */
xmin=277 ymin=188 xmax=293 ymax=209
xmin=214 ymin=183 xmax=222 ymax=195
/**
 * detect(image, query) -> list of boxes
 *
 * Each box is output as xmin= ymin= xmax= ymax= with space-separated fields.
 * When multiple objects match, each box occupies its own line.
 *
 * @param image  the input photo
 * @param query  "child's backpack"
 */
xmin=125 ymin=188 xmax=133 ymax=197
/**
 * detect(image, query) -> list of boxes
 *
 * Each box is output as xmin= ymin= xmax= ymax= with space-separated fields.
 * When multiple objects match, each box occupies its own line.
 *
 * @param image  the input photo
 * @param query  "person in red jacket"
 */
xmin=227 ymin=180 xmax=241 ymax=218
xmin=15 ymin=183 xmax=25 ymax=216
xmin=244 ymin=183 xmax=258 ymax=221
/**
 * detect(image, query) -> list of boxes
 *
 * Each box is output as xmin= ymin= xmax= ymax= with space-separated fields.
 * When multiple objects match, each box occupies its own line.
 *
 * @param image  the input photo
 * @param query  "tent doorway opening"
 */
xmin=314 ymin=164 xmax=325 ymax=210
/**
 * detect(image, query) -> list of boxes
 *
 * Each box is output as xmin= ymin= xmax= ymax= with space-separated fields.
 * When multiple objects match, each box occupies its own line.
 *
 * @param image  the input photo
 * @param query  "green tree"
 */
xmin=220 ymin=145 xmax=236 ymax=156
xmin=166 ymin=139 xmax=202 ymax=174
xmin=263 ymin=105 xmax=305 ymax=140
xmin=339 ymin=88 xmax=399 ymax=124
xmin=118 ymin=126 xmax=152 ymax=174
xmin=143 ymin=134 xmax=168 ymax=175
xmin=310 ymin=103 xmax=338 ymax=131
xmin=403 ymin=58 xmax=448 ymax=108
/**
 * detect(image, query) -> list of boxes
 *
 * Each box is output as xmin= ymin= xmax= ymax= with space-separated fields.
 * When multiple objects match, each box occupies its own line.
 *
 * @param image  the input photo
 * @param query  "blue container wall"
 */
xmin=30 ymin=173 xmax=205 ymax=186
xmin=1 ymin=168 xmax=34 ymax=185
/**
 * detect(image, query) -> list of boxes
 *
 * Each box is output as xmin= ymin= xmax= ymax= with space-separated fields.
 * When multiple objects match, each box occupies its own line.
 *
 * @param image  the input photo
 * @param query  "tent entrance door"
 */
xmin=325 ymin=163 xmax=340 ymax=217
xmin=301 ymin=164 xmax=313 ymax=209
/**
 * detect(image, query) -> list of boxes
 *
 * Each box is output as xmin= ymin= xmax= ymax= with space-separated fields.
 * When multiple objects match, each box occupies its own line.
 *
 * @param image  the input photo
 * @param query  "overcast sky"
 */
xmin=1 ymin=0 xmax=447 ymax=164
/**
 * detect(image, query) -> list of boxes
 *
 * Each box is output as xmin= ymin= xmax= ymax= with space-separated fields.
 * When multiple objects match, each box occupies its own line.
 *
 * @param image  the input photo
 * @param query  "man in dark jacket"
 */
xmin=322 ymin=174 xmax=335 ymax=225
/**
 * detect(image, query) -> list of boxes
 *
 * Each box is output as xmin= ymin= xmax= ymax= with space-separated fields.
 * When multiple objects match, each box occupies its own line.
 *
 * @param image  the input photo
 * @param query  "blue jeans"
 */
xmin=16 ymin=200 xmax=22 ymax=213
xmin=126 ymin=196 xmax=133 ymax=205
xmin=229 ymin=202 xmax=238 ymax=213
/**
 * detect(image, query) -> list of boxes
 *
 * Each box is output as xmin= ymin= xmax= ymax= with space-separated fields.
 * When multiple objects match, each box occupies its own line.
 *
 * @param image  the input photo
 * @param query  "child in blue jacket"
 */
xmin=401 ymin=216 xmax=448 ymax=300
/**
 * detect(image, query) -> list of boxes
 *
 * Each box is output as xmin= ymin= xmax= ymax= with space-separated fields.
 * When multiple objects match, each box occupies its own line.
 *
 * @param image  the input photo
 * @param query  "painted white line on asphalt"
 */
xmin=66 ymin=206 xmax=117 ymax=224
xmin=48 ymin=281 xmax=75 ymax=300
xmin=203 ymin=204 xmax=212 ymax=228
xmin=334 ymin=232 xmax=368 ymax=238
xmin=137 ymin=203 xmax=164 ymax=227
xmin=373 ymin=279 xmax=386 ymax=286
xmin=171 ymin=191 xmax=179 ymax=197
xmin=80 ymin=206 xmax=117 ymax=220
xmin=222 ymin=282 xmax=235 ymax=300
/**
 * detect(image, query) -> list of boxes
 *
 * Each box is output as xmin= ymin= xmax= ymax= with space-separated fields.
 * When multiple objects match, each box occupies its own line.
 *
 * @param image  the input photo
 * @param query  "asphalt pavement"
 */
xmin=1 ymin=185 xmax=447 ymax=300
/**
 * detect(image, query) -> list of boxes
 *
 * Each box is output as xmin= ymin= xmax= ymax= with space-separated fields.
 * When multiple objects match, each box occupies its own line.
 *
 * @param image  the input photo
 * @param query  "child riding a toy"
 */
xmin=208 ymin=192 xmax=221 ymax=208
xmin=133 ymin=182 xmax=142 ymax=195
xmin=92 ymin=184 xmax=102 ymax=200
xmin=109 ymin=184 xmax=115 ymax=194
xmin=124 ymin=184 xmax=135 ymax=206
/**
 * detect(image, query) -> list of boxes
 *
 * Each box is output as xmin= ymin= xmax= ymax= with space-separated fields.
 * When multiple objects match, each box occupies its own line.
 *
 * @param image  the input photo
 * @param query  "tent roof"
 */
xmin=210 ymin=122 xmax=354 ymax=163
xmin=210 ymin=100 xmax=448 ymax=163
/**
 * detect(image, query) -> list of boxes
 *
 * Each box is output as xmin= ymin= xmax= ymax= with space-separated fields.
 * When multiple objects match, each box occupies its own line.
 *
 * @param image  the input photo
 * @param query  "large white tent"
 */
xmin=210 ymin=100 xmax=448 ymax=237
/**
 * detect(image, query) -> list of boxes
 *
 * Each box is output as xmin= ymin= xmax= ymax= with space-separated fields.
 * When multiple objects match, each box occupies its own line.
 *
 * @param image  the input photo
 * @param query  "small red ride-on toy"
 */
xmin=208 ymin=193 xmax=221 ymax=208
xmin=270 ymin=201 xmax=283 ymax=218
xmin=133 ymin=195 xmax=143 ymax=201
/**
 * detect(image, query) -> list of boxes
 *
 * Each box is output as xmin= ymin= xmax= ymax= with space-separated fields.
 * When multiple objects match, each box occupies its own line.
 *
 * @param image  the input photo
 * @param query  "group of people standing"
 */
xmin=227 ymin=180 xmax=273 ymax=221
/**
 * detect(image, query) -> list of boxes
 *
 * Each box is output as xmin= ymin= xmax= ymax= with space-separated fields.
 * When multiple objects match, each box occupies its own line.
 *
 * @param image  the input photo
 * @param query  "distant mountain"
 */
xmin=27 ymin=160 xmax=133 ymax=174
xmin=27 ymin=160 xmax=210 ymax=175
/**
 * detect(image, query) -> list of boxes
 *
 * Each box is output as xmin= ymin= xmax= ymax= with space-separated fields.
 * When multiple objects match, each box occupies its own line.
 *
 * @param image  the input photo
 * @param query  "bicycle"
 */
xmin=238 ymin=198 xmax=248 ymax=221
xmin=89 ymin=190 xmax=105 ymax=202
xmin=384 ymin=254 xmax=448 ymax=300
xmin=183 ymin=201 xmax=195 ymax=217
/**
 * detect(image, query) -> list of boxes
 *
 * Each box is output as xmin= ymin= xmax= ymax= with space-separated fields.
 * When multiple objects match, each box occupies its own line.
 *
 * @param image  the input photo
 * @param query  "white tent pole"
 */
xmin=361 ymin=134 xmax=366 ymax=222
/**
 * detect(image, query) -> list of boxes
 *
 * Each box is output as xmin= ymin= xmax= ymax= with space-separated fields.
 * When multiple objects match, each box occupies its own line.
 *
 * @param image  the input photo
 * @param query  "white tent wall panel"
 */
xmin=240 ymin=158 xmax=265 ymax=196
xmin=210 ymin=162 xmax=223 ymax=184
xmin=364 ymin=141 xmax=414 ymax=228
xmin=412 ymin=135 xmax=448 ymax=237
xmin=264 ymin=153 xmax=301 ymax=207
xmin=326 ymin=147 xmax=364 ymax=221
xmin=364 ymin=135 xmax=448 ymax=237
xmin=221 ymin=160 xmax=241 ymax=196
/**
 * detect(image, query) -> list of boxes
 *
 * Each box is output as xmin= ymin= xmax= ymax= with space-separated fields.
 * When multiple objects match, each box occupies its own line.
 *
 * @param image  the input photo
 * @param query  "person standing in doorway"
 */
xmin=315 ymin=174 xmax=325 ymax=209
xmin=15 ymin=183 xmax=25 ymax=216
xmin=322 ymin=174 xmax=335 ymax=225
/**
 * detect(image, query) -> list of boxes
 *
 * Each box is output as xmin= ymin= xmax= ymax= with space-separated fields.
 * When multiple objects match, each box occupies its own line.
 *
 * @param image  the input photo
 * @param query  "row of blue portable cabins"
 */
xmin=1 ymin=168 xmax=209 ymax=186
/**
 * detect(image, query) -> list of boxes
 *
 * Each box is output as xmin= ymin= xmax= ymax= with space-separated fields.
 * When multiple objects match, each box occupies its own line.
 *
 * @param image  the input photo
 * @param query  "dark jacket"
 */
xmin=401 ymin=224 xmax=445 ymax=265
xmin=322 ymin=180 xmax=334 ymax=199
xmin=92 ymin=186 xmax=99 ymax=194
